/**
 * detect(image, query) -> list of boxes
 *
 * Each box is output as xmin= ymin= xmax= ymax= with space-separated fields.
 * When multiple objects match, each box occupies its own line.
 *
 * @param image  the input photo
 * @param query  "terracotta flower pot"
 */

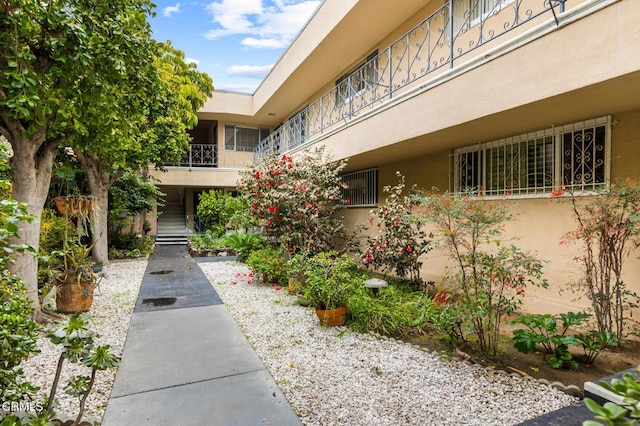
xmin=315 ymin=306 xmax=347 ymax=327
xmin=55 ymin=274 xmax=95 ymax=313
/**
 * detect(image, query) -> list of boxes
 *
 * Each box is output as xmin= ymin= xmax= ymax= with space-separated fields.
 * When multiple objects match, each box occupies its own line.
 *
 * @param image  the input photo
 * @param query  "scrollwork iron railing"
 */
xmin=169 ymin=144 xmax=218 ymax=167
xmin=254 ymin=0 xmax=568 ymax=163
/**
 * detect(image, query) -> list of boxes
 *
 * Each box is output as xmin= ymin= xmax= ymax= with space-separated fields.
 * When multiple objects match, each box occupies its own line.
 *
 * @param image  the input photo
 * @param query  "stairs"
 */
xmin=156 ymin=202 xmax=188 ymax=245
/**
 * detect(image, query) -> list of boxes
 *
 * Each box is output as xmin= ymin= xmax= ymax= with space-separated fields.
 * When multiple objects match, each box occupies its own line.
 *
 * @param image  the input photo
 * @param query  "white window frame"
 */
xmin=453 ymin=116 xmax=611 ymax=198
xmin=224 ymin=125 xmax=269 ymax=152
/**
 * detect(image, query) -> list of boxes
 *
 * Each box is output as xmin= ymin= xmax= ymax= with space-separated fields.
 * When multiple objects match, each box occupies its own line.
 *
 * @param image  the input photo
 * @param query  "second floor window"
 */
xmin=225 ymin=125 xmax=269 ymax=152
xmin=335 ymin=51 xmax=378 ymax=108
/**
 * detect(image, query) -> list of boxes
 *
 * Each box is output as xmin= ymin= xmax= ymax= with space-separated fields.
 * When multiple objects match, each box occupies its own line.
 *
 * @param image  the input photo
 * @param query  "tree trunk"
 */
xmin=77 ymin=152 xmax=112 ymax=266
xmin=7 ymin=127 xmax=58 ymax=317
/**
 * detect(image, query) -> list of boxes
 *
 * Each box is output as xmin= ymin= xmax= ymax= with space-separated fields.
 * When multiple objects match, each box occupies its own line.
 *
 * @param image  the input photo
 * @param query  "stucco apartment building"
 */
xmin=151 ymin=0 xmax=640 ymax=316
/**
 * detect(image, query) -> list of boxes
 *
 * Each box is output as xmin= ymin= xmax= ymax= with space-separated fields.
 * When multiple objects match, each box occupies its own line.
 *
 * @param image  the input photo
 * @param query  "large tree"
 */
xmin=74 ymin=42 xmax=212 ymax=264
xmin=0 ymin=0 xmax=155 ymax=320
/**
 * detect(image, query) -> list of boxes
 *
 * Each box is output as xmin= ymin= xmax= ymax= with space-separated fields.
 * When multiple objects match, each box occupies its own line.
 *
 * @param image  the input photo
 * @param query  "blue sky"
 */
xmin=149 ymin=0 xmax=321 ymax=93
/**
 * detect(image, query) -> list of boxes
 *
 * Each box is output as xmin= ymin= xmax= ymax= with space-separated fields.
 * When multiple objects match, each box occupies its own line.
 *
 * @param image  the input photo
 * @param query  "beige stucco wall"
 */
xmin=342 ymin=107 xmax=640 ymax=318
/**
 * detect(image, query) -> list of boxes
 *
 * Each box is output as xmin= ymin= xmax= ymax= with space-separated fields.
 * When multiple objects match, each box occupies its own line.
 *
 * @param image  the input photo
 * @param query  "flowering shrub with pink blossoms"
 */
xmin=359 ymin=173 xmax=431 ymax=289
xmin=239 ymin=146 xmax=349 ymax=254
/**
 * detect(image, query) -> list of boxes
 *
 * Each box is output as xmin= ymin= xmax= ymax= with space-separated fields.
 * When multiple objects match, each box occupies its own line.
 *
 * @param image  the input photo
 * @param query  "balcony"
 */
xmin=168 ymin=144 xmax=218 ymax=168
xmin=254 ymin=0 xmax=574 ymax=163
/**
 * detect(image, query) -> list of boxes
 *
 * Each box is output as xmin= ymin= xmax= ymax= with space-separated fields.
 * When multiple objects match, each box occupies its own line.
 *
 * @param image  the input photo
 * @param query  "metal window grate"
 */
xmin=340 ymin=169 xmax=378 ymax=206
xmin=453 ymin=116 xmax=610 ymax=196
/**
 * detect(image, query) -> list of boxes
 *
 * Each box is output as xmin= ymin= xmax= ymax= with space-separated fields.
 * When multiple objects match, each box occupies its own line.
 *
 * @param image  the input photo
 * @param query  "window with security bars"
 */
xmin=340 ymin=169 xmax=378 ymax=206
xmin=224 ymin=125 xmax=269 ymax=151
xmin=454 ymin=116 xmax=611 ymax=196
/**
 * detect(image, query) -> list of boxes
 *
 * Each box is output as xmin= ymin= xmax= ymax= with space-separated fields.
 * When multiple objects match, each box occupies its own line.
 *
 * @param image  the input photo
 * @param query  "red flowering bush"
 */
xmin=239 ymin=146 xmax=348 ymax=254
xmin=359 ymin=173 xmax=431 ymax=289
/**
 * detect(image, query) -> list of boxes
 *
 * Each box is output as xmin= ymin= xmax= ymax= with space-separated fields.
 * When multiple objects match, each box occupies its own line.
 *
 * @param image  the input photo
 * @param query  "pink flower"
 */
xmin=406 ymin=246 xmax=413 ymax=253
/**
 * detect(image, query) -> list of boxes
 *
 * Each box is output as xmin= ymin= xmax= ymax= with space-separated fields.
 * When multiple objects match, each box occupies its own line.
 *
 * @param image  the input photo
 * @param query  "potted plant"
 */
xmin=54 ymin=243 xmax=97 ymax=313
xmin=302 ymin=252 xmax=365 ymax=326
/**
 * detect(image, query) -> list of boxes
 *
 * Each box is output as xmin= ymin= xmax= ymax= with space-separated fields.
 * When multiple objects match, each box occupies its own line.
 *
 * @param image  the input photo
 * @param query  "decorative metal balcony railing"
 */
xmin=168 ymin=144 xmax=218 ymax=167
xmin=254 ymin=0 xmax=568 ymax=163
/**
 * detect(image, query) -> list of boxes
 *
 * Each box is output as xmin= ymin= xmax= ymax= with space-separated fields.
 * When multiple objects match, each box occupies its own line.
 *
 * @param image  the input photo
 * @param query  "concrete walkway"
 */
xmin=102 ymin=246 xmax=301 ymax=426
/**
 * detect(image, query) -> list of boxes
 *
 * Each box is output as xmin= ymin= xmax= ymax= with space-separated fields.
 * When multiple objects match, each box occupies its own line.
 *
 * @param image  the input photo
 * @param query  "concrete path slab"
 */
xmin=103 ymin=245 xmax=301 ymax=425
xmin=103 ymin=370 xmax=297 ymax=426
xmin=109 ymin=305 xmax=266 ymax=398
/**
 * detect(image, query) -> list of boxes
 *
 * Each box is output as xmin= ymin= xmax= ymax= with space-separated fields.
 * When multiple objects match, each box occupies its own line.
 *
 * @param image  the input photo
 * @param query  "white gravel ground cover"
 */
xmin=199 ymin=260 xmax=578 ymax=426
xmin=20 ymin=259 xmax=146 ymax=422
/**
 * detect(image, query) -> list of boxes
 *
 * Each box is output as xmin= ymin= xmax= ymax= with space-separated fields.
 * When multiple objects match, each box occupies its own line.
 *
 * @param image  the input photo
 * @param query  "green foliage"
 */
xmin=584 ymin=372 xmax=640 ymax=425
xmin=245 ymin=247 xmax=287 ymax=285
xmin=348 ymin=284 xmax=437 ymax=337
xmin=239 ymin=147 xmax=348 ymax=254
xmin=431 ymin=303 xmax=466 ymax=345
xmin=222 ymin=230 xmax=267 ymax=262
xmin=0 ymin=147 xmax=40 ymax=402
xmin=576 ymin=331 xmax=618 ymax=365
xmin=510 ymin=312 xmax=616 ymax=369
xmin=108 ymin=233 xmax=154 ymax=259
xmin=301 ymin=252 xmax=366 ymax=310
xmin=558 ymin=181 xmax=640 ymax=343
xmin=44 ymin=313 xmax=120 ymax=423
xmin=189 ymin=230 xmax=227 ymax=251
xmin=0 ymin=277 xmax=40 ymax=403
xmin=416 ymin=189 xmax=547 ymax=354
xmin=196 ymin=191 xmax=248 ymax=237
xmin=109 ymin=173 xmax=165 ymax=217
xmin=359 ymin=173 xmax=431 ymax=289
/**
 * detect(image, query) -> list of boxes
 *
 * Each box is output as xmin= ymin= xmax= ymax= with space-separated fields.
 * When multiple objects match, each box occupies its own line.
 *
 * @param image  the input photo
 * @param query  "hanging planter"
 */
xmin=53 ymin=195 xmax=98 ymax=215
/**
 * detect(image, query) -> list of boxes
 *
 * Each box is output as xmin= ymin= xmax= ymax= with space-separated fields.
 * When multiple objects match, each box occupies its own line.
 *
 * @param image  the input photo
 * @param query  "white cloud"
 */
xmin=203 ymin=0 xmax=320 ymax=47
xmin=241 ymin=37 xmax=287 ymax=49
xmin=185 ymin=58 xmax=200 ymax=65
xmin=226 ymin=64 xmax=273 ymax=78
xmin=163 ymin=3 xmax=181 ymax=17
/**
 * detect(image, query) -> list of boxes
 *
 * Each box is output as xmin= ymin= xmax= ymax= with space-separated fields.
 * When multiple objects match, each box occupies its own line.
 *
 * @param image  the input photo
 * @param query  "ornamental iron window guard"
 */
xmin=453 ymin=116 xmax=611 ymax=197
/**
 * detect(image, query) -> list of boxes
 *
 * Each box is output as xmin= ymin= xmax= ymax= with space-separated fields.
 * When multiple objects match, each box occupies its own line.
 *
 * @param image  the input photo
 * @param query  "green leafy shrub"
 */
xmin=0 ymin=277 xmax=40 ymax=403
xmin=189 ymin=230 xmax=227 ymax=250
xmin=245 ymin=247 xmax=287 ymax=285
xmin=301 ymin=252 xmax=365 ymax=310
xmin=222 ymin=230 xmax=267 ymax=262
xmin=359 ymin=173 xmax=431 ymax=290
xmin=196 ymin=190 xmax=248 ymax=237
xmin=416 ymin=189 xmax=548 ymax=355
xmin=108 ymin=233 xmax=154 ymax=259
xmin=348 ymin=284 xmax=437 ymax=337
xmin=510 ymin=311 xmax=616 ymax=369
